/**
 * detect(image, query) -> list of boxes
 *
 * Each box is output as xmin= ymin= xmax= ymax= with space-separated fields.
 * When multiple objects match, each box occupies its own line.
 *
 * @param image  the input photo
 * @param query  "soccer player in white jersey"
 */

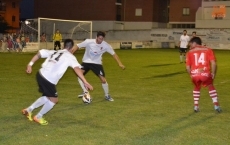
xmin=71 ymin=31 xmax=125 ymax=101
xmin=22 ymin=39 xmax=93 ymax=125
xmin=178 ymin=30 xmax=190 ymax=63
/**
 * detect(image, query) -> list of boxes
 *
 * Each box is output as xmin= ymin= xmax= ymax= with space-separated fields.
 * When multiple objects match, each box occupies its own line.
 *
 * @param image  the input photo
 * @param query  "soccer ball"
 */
xmin=82 ymin=92 xmax=92 ymax=104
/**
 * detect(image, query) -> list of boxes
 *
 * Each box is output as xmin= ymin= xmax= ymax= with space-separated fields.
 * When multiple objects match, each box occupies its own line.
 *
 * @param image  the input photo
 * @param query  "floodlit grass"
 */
xmin=0 ymin=48 xmax=229 ymax=145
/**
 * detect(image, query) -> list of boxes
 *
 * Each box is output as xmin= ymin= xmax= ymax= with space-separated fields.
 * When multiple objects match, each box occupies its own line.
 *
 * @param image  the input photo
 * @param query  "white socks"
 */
xmin=102 ymin=83 xmax=109 ymax=96
xmin=180 ymin=55 xmax=186 ymax=62
xmin=78 ymin=77 xmax=88 ymax=92
xmin=27 ymin=96 xmax=48 ymax=113
xmin=180 ymin=55 xmax=183 ymax=62
xmin=78 ymin=77 xmax=109 ymax=96
xmin=36 ymin=100 xmax=55 ymax=119
xmin=26 ymin=96 xmax=55 ymax=119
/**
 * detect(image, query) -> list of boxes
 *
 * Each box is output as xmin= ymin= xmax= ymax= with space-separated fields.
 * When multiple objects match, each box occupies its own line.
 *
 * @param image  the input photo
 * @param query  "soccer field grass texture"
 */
xmin=0 ymin=49 xmax=229 ymax=145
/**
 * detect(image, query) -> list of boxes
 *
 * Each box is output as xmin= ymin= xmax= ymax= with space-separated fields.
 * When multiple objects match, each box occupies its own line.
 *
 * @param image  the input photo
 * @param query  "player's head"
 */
xmin=56 ymin=29 xmax=60 ymax=33
xmin=64 ymin=39 xmax=74 ymax=50
xmin=96 ymin=31 xmax=106 ymax=44
xmin=190 ymin=37 xmax=202 ymax=47
xmin=192 ymin=31 xmax=196 ymax=37
xmin=183 ymin=30 xmax=187 ymax=35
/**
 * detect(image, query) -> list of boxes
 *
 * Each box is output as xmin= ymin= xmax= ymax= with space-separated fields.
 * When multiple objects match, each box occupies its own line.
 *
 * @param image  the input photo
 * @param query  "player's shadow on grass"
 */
xmin=136 ymin=113 xmax=216 ymax=143
xmin=144 ymin=63 xmax=179 ymax=67
xmin=51 ymin=98 xmax=109 ymax=114
xmin=144 ymin=71 xmax=186 ymax=79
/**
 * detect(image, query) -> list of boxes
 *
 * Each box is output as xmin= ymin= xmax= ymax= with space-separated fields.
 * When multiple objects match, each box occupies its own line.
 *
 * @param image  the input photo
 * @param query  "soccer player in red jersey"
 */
xmin=186 ymin=37 xmax=221 ymax=113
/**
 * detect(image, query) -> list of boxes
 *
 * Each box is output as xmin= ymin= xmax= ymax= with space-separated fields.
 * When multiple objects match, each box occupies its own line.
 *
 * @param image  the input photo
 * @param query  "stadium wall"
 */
xmin=21 ymin=27 xmax=230 ymax=51
xmin=149 ymin=28 xmax=230 ymax=50
xmin=1 ymin=28 xmax=230 ymax=52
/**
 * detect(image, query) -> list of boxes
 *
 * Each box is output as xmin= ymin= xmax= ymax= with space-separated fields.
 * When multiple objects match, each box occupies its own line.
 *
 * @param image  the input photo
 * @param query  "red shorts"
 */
xmin=191 ymin=73 xmax=213 ymax=88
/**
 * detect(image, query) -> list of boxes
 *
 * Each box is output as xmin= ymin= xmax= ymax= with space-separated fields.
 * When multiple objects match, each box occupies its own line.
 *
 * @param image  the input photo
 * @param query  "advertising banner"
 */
xmin=151 ymin=29 xmax=230 ymax=50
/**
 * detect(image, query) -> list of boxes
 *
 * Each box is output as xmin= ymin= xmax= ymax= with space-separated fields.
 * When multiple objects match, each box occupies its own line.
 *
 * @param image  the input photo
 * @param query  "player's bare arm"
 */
xmin=186 ymin=65 xmax=191 ymax=75
xmin=112 ymin=54 xmax=125 ymax=69
xmin=210 ymin=60 xmax=217 ymax=79
xmin=71 ymin=45 xmax=80 ymax=54
xmin=26 ymin=52 xmax=41 ymax=74
xmin=74 ymin=67 xmax=93 ymax=91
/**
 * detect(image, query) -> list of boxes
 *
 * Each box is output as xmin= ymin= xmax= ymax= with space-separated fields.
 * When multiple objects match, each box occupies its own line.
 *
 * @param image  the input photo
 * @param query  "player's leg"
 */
xmin=192 ymin=77 xmax=201 ymax=112
xmin=179 ymin=48 xmax=183 ymax=63
xmin=183 ymin=49 xmax=186 ymax=63
xmin=22 ymin=96 xmax=48 ymax=120
xmin=202 ymin=74 xmax=221 ymax=112
xmin=22 ymin=72 xmax=49 ymax=121
xmin=77 ymin=63 xmax=90 ymax=98
xmin=33 ymin=96 xmax=56 ymax=125
xmin=98 ymin=75 xmax=112 ymax=100
xmin=206 ymin=83 xmax=221 ymax=112
xmin=57 ymin=41 xmax=61 ymax=50
xmin=208 ymin=84 xmax=220 ymax=108
xmin=33 ymin=75 xmax=58 ymax=125
xmin=77 ymin=76 xmax=88 ymax=97
xmin=182 ymin=48 xmax=187 ymax=63
xmin=90 ymin=64 xmax=114 ymax=101
xmin=202 ymin=75 xmax=221 ymax=112
xmin=54 ymin=41 xmax=57 ymax=50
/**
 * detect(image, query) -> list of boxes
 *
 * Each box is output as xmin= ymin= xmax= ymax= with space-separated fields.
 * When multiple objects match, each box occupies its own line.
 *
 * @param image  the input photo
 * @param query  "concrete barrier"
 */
xmin=1 ymin=41 xmax=176 ymax=52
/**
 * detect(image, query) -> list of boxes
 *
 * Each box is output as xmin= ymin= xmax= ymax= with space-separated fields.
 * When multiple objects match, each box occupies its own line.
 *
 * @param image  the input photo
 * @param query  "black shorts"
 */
xmin=36 ymin=72 xmax=58 ymax=97
xmin=179 ymin=47 xmax=187 ymax=53
xmin=81 ymin=63 xmax=105 ymax=77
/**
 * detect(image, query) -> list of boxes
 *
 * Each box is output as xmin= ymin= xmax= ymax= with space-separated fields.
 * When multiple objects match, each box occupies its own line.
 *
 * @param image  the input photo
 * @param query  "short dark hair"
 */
xmin=190 ymin=37 xmax=202 ymax=45
xmin=183 ymin=30 xmax=187 ymax=32
xmin=64 ymin=39 xmax=74 ymax=50
xmin=97 ymin=31 xmax=105 ymax=37
xmin=192 ymin=31 xmax=196 ymax=34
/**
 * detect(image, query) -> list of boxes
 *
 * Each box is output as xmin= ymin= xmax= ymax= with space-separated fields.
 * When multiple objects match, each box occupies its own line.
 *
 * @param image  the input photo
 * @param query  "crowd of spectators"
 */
xmin=0 ymin=33 xmax=36 ymax=52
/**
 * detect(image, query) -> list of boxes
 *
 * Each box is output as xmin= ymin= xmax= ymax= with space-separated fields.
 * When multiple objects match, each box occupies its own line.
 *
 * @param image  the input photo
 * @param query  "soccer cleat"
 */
xmin=194 ymin=106 xmax=200 ymax=113
xmin=105 ymin=95 xmax=114 ymax=101
xmin=214 ymin=105 xmax=222 ymax=113
xmin=22 ymin=109 xmax=33 ymax=121
xmin=78 ymin=92 xmax=88 ymax=98
xmin=33 ymin=116 xmax=48 ymax=125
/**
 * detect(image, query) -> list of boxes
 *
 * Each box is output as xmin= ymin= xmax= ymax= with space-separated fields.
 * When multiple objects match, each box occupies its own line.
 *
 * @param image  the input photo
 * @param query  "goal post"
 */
xmin=20 ymin=17 xmax=92 ymax=50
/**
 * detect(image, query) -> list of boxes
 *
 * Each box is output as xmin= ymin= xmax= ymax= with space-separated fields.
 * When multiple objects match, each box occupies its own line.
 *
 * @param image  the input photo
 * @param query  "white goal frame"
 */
xmin=22 ymin=17 xmax=92 ymax=51
xmin=37 ymin=17 xmax=92 ymax=42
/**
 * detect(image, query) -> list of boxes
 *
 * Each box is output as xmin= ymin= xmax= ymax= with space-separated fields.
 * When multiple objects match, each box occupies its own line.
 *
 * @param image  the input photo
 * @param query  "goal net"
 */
xmin=20 ymin=17 xmax=92 ymax=50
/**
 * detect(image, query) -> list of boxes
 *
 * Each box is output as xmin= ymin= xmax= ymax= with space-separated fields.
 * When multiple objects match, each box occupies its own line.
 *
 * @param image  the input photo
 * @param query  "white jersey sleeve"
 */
xmin=77 ymin=39 xmax=89 ymax=49
xmin=70 ymin=56 xmax=82 ymax=69
xmin=39 ymin=49 xmax=56 ymax=58
xmin=104 ymin=42 xmax=115 ymax=55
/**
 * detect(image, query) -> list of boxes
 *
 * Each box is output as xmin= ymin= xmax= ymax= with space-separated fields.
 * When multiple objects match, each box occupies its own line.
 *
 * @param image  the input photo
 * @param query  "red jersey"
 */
xmin=186 ymin=46 xmax=215 ymax=75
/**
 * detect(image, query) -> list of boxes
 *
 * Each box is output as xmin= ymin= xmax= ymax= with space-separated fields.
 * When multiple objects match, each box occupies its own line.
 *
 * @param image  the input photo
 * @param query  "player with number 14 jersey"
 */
xmin=186 ymin=45 xmax=215 ymax=79
xmin=186 ymin=37 xmax=221 ymax=113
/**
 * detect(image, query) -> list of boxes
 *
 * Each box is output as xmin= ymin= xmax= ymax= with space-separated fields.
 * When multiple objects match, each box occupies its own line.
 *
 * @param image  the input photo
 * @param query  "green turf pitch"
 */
xmin=0 ymin=49 xmax=229 ymax=145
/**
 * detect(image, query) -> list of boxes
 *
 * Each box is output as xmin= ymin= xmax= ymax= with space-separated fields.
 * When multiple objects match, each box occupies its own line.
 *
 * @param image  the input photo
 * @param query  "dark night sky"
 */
xmin=20 ymin=0 xmax=34 ymax=20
